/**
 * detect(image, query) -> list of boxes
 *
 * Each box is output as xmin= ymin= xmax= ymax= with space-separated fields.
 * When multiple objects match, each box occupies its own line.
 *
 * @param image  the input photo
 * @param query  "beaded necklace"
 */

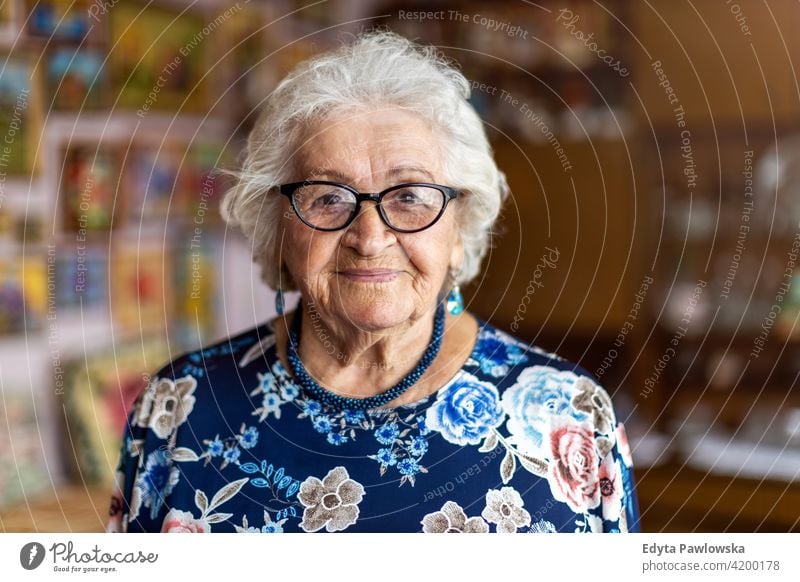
xmin=287 ymin=302 xmax=445 ymax=411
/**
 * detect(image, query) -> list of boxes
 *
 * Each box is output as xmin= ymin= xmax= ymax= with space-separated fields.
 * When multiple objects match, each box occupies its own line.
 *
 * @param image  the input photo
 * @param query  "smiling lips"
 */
xmin=338 ymin=268 xmax=399 ymax=282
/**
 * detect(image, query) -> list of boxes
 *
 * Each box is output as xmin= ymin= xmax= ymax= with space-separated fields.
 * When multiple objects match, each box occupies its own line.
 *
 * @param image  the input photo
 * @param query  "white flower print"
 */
xmin=570 ymin=376 xmax=617 ymax=436
xmin=134 ymin=375 xmax=197 ymax=439
xmin=481 ymin=486 xmax=531 ymax=533
xmin=297 ymin=466 xmax=365 ymax=532
xmin=421 ymin=501 xmax=489 ymax=533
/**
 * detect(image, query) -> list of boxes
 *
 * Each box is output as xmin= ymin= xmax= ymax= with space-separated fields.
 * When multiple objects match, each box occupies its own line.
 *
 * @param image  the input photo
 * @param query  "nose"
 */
xmin=341 ymin=200 xmax=396 ymax=255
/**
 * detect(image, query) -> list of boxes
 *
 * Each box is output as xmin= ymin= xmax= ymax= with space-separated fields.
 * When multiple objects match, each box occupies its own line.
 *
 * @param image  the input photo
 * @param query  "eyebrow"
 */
xmin=386 ymin=165 xmax=435 ymax=181
xmin=310 ymin=168 xmax=351 ymax=182
xmin=310 ymin=165 xmax=436 ymax=184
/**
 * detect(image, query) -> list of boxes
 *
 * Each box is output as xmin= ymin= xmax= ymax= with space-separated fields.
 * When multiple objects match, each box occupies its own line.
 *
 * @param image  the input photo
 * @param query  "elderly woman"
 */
xmin=107 ymin=30 xmax=640 ymax=533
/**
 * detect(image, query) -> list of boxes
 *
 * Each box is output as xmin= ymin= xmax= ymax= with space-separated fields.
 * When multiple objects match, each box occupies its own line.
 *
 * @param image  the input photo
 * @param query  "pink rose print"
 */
xmin=598 ymin=454 xmax=623 ymax=522
xmin=161 ymin=509 xmax=210 ymax=533
xmin=547 ymin=418 xmax=600 ymax=514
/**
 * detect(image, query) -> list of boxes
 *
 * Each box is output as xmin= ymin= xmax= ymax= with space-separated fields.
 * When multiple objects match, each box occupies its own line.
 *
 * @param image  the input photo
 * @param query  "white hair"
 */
xmin=219 ymin=28 xmax=510 ymax=292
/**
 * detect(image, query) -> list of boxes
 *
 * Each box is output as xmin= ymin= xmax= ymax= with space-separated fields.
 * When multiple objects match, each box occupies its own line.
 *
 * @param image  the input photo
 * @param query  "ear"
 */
xmin=449 ymin=231 xmax=465 ymax=273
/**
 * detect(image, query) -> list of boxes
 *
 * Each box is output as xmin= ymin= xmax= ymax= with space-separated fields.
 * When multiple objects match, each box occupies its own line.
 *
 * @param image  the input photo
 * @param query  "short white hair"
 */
xmin=219 ymin=28 xmax=510 ymax=292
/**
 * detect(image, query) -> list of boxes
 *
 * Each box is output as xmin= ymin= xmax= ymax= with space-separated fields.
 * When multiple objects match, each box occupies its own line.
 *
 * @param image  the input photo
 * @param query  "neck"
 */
xmin=295 ymin=299 xmax=439 ymax=400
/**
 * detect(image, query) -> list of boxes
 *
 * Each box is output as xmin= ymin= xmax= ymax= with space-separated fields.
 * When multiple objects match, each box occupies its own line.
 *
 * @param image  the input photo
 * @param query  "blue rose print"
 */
xmin=472 ymin=331 xmax=529 ymax=377
xmin=501 ymin=365 xmax=589 ymax=455
xmin=425 ymin=372 xmax=504 ymax=445
xmin=136 ymin=449 xmax=180 ymax=520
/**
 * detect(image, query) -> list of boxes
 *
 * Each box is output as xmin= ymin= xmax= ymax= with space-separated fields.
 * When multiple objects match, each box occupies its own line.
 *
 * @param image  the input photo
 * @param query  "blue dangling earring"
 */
xmin=275 ymin=286 xmax=285 ymax=315
xmin=446 ymin=269 xmax=464 ymax=315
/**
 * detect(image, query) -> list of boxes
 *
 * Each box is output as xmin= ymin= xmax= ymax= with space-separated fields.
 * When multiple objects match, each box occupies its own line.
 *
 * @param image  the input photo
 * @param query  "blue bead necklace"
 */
xmin=287 ymin=302 xmax=446 ymax=411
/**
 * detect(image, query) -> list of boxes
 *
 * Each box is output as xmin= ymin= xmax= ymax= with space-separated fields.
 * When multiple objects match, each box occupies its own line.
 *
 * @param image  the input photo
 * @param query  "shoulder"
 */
xmin=467 ymin=317 xmax=599 ymax=385
xmin=154 ymin=321 xmax=275 ymax=382
xmin=464 ymin=316 xmax=619 ymax=448
xmin=432 ymin=316 xmax=639 ymax=530
xmin=111 ymin=322 xmax=278 ymax=531
xmin=128 ymin=321 xmax=276 ymax=441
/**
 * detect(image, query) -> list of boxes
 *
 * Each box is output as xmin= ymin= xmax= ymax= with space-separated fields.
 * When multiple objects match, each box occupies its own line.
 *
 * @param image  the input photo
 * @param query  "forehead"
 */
xmin=294 ymin=108 xmax=445 ymax=182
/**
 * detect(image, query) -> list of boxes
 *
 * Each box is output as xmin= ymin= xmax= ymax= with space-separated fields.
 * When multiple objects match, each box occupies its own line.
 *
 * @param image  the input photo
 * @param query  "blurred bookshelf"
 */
xmin=0 ymin=0 xmax=396 ymax=524
xmin=0 ymin=0 xmax=289 ymax=515
xmin=629 ymin=0 xmax=800 ymax=506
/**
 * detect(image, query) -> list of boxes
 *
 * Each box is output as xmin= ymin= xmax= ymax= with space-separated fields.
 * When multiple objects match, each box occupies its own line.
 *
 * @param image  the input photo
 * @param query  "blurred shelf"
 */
xmin=0 ymin=484 xmax=110 ymax=533
xmin=679 ymin=431 xmax=800 ymax=482
xmin=636 ymin=462 xmax=800 ymax=532
xmin=672 ymin=389 xmax=800 ymax=409
xmin=43 ymin=112 xmax=232 ymax=141
xmin=660 ymin=328 xmax=800 ymax=345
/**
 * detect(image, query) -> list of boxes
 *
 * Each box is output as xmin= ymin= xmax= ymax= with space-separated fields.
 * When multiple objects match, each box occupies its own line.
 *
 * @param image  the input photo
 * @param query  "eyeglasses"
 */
xmin=277 ymin=180 xmax=460 ymax=233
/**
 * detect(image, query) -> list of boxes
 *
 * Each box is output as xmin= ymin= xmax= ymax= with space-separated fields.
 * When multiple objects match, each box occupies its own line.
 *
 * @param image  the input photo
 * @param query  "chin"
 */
xmin=339 ymin=299 xmax=411 ymax=332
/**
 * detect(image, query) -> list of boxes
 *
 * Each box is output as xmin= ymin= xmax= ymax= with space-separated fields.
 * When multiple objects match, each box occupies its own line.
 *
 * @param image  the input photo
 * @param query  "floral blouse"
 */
xmin=106 ymin=313 xmax=641 ymax=533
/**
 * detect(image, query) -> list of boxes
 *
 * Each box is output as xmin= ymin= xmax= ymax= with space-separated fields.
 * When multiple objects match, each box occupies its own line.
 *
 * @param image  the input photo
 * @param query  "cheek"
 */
xmin=282 ymin=221 xmax=339 ymax=277
xmin=403 ymin=230 xmax=456 ymax=278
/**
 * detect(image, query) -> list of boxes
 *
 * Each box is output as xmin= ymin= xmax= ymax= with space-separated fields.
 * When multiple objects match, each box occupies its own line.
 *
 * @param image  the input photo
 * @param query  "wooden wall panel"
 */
xmin=632 ymin=0 xmax=800 ymax=126
xmin=466 ymin=138 xmax=643 ymax=337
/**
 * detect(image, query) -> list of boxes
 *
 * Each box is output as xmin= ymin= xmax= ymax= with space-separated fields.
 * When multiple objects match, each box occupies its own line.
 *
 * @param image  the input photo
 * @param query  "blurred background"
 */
xmin=1 ymin=0 xmax=799 ymax=532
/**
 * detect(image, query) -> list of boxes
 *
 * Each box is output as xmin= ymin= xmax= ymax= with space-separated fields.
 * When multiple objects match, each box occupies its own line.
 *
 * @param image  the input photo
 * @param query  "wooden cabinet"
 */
xmin=467 ymin=138 xmax=645 ymax=336
xmin=633 ymin=0 xmax=800 ymax=127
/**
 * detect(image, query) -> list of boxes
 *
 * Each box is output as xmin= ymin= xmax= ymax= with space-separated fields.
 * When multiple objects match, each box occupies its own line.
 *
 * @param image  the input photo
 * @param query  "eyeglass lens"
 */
xmin=293 ymin=184 xmax=446 ymax=230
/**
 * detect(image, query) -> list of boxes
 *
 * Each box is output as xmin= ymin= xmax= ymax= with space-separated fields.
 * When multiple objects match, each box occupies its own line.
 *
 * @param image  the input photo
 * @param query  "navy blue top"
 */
xmin=106 ymin=313 xmax=641 ymax=533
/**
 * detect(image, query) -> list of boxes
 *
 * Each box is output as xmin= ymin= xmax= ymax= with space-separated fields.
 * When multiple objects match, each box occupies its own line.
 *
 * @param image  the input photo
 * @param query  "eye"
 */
xmin=393 ymin=189 xmax=423 ymax=204
xmin=314 ymin=192 xmax=344 ymax=206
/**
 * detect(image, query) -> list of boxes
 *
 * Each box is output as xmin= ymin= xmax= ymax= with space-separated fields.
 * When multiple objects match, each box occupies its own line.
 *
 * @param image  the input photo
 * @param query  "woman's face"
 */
xmin=280 ymin=107 xmax=463 ymax=333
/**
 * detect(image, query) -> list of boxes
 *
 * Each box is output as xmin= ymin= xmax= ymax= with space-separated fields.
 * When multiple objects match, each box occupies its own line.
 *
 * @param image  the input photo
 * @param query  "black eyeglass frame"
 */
xmin=277 ymin=180 xmax=460 ymax=233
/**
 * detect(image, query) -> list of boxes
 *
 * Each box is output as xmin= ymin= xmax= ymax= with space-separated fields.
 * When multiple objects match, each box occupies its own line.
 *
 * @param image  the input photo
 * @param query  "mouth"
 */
xmin=337 ymin=269 xmax=399 ymax=282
